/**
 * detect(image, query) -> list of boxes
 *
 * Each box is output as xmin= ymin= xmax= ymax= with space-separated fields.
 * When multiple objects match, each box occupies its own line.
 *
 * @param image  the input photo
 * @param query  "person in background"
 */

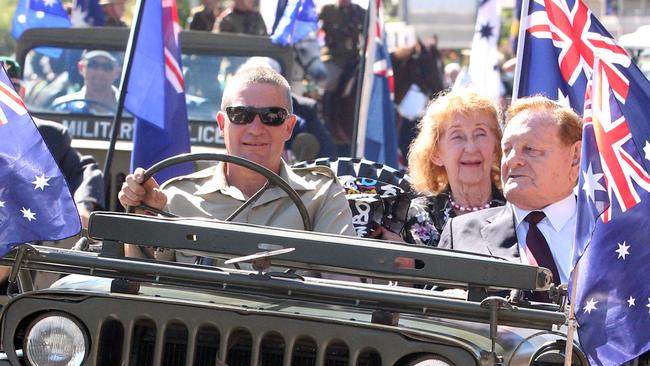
xmin=444 ymin=62 xmax=461 ymax=89
xmin=288 ymin=92 xmax=337 ymax=160
xmin=118 ymin=66 xmax=355 ymax=263
xmin=318 ymin=0 xmax=365 ymax=142
xmin=100 ymin=0 xmax=128 ymax=27
xmin=318 ymin=0 xmax=365 ymax=93
xmin=439 ymin=96 xmax=582 ymax=296
xmin=189 ymin=0 xmax=222 ymax=31
xmin=24 ymin=54 xmax=71 ymax=109
xmin=213 ymin=0 xmax=267 ymax=35
xmin=51 ymin=50 xmax=120 ymax=114
xmin=376 ymin=90 xmax=505 ymax=246
xmin=0 ymin=57 xmax=105 ymax=291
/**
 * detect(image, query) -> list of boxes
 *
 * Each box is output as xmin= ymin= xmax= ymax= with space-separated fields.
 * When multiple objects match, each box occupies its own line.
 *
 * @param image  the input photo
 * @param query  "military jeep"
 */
xmin=0 ymin=153 xmax=587 ymax=366
xmin=5 ymin=27 xmax=588 ymax=366
xmin=0 ymin=200 xmax=587 ymax=365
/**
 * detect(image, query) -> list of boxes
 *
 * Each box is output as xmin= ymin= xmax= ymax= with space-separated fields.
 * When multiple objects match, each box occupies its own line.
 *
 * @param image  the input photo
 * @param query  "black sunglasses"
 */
xmin=87 ymin=59 xmax=115 ymax=71
xmin=225 ymin=106 xmax=289 ymax=126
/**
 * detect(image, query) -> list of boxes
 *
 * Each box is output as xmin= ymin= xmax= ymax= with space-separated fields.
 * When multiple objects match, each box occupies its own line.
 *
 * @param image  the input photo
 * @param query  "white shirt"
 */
xmin=513 ymin=194 xmax=577 ymax=284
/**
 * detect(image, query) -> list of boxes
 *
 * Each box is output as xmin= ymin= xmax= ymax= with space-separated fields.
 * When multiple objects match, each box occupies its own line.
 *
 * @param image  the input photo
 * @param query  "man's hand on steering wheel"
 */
xmin=118 ymin=167 xmax=168 ymax=214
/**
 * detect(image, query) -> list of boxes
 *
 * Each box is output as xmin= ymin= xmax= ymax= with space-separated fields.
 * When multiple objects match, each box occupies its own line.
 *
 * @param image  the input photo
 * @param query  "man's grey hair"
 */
xmin=221 ymin=66 xmax=293 ymax=113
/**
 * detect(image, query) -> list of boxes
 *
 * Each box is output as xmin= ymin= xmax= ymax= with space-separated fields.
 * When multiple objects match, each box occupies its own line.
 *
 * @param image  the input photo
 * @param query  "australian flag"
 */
xmin=515 ymin=0 xmax=650 ymax=364
xmin=11 ymin=0 xmax=71 ymax=40
xmin=575 ymin=58 xmax=650 ymax=365
xmin=364 ymin=0 xmax=398 ymax=169
xmin=0 ymin=64 xmax=80 ymax=255
xmin=270 ymin=0 xmax=317 ymax=46
xmin=515 ymin=0 xmax=631 ymax=113
xmin=125 ymin=0 xmax=191 ymax=183
xmin=71 ymin=0 xmax=105 ymax=27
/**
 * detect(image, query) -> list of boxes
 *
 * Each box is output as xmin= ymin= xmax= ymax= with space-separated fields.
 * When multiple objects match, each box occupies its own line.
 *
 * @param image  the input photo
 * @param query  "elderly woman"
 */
xmin=402 ymin=90 xmax=505 ymax=246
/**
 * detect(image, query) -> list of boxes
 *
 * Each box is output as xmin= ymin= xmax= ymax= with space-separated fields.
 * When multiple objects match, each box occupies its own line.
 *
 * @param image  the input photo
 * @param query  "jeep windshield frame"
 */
xmin=14 ymin=27 xmax=294 ymax=150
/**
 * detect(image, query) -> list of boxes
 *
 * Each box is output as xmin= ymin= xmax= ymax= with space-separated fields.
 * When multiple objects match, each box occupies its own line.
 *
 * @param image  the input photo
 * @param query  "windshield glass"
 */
xmin=22 ymin=47 xmax=260 ymax=121
xmin=21 ymin=46 xmax=284 ymax=147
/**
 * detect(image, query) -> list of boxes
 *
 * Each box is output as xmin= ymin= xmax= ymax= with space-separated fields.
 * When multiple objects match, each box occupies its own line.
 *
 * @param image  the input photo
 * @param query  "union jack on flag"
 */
xmin=516 ymin=0 xmax=631 ymax=111
xmin=0 ymin=79 xmax=27 ymax=125
xmin=125 ymin=0 xmax=191 ymax=183
xmin=371 ymin=0 xmax=393 ymax=99
xmin=162 ymin=0 xmax=184 ymax=94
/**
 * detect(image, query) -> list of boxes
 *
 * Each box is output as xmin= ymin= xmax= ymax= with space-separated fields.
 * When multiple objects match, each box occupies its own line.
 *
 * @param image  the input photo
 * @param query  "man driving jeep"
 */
xmin=118 ymin=66 xmax=356 ymax=262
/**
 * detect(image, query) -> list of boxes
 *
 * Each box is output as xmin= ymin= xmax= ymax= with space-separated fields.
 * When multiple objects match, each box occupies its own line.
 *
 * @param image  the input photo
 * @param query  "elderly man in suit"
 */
xmin=438 ymin=96 xmax=582 ymax=290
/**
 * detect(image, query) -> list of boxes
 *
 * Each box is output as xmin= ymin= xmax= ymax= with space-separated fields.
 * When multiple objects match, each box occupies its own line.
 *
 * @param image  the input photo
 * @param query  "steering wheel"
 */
xmin=128 ymin=153 xmax=312 ymax=231
xmin=51 ymin=98 xmax=116 ymax=114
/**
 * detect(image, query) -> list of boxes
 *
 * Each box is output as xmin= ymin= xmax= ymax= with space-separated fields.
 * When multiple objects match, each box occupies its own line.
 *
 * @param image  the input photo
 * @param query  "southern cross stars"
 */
xmin=582 ymin=163 xmax=605 ymax=203
xmin=644 ymin=141 xmax=650 ymax=162
xmin=42 ymin=0 xmax=58 ymax=7
xmin=628 ymin=296 xmax=636 ymax=307
xmin=584 ymin=298 xmax=598 ymax=314
xmin=32 ymin=174 xmax=50 ymax=190
xmin=20 ymin=207 xmax=36 ymax=222
xmin=0 ymin=200 xmax=5 ymax=208
xmin=646 ymin=298 xmax=650 ymax=313
xmin=478 ymin=22 xmax=494 ymax=40
xmin=616 ymin=241 xmax=630 ymax=260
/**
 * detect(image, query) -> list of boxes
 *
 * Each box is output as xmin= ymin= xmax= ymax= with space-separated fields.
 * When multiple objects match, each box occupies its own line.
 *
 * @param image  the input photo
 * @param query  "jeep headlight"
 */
xmin=408 ymin=355 xmax=455 ymax=365
xmin=24 ymin=313 xmax=88 ymax=366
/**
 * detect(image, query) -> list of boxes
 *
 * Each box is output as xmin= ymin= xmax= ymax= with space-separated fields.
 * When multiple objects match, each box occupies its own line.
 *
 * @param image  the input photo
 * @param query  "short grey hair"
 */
xmin=221 ymin=66 xmax=293 ymax=113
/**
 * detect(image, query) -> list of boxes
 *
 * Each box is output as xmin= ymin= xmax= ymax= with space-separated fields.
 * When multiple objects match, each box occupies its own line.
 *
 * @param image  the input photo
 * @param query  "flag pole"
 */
xmin=511 ymin=0 xmax=530 ymax=102
xmin=101 ymin=0 xmax=147 ymax=209
xmin=564 ymin=53 xmax=601 ymax=366
xmin=350 ymin=0 xmax=373 ymax=158
xmin=564 ymin=261 xmax=580 ymax=366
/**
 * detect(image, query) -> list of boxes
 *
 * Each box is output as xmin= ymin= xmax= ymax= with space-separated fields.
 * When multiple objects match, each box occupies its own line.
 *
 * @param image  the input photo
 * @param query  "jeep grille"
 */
xmin=4 ymin=294 xmax=474 ymax=366
xmin=97 ymin=317 xmax=382 ymax=366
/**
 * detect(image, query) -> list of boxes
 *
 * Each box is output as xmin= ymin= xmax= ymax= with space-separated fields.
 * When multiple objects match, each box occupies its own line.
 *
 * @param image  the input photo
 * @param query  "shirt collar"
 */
xmin=194 ymin=159 xmax=317 ymax=198
xmin=513 ymin=193 xmax=577 ymax=232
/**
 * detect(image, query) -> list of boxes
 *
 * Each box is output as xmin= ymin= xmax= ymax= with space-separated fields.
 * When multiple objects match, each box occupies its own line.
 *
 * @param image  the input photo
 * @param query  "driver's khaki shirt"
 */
xmin=156 ymin=160 xmax=356 ymax=263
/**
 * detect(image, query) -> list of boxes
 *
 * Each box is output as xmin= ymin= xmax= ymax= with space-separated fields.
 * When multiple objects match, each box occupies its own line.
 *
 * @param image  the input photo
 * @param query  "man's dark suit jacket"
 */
xmin=35 ymin=118 xmax=104 ymax=208
xmin=438 ymin=204 xmax=521 ymax=262
xmin=437 ymin=204 xmax=527 ymax=301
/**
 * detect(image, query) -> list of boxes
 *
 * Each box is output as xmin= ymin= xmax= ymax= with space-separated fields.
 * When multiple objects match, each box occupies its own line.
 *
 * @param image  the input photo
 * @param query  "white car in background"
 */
xmin=619 ymin=25 xmax=650 ymax=79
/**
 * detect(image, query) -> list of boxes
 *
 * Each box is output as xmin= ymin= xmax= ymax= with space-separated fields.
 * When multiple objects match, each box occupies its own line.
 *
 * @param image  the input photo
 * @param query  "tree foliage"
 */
xmin=0 ymin=0 xmax=18 ymax=56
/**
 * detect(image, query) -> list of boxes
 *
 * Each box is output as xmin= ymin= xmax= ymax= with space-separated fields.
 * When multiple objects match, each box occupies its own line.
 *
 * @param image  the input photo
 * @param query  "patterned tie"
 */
xmin=524 ymin=211 xmax=561 ymax=302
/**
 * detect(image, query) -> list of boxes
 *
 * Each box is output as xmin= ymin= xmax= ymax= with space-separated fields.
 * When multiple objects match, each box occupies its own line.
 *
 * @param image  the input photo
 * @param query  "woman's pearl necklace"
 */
xmin=449 ymin=196 xmax=491 ymax=212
